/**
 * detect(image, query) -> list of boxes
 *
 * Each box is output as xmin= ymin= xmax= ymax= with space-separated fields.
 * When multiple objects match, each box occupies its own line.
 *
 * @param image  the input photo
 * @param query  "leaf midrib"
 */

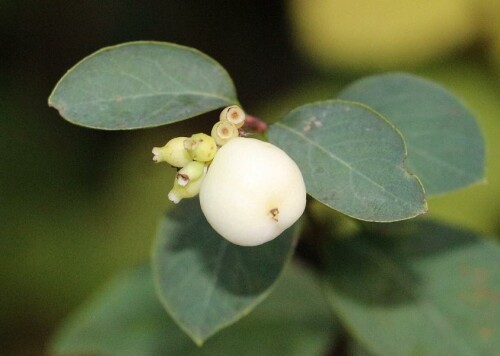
xmin=52 ymin=91 xmax=234 ymax=107
xmin=272 ymin=122 xmax=421 ymax=210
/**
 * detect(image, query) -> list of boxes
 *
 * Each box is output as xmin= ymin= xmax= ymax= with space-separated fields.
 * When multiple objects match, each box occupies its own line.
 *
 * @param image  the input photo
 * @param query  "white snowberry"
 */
xmin=199 ymin=137 xmax=306 ymax=246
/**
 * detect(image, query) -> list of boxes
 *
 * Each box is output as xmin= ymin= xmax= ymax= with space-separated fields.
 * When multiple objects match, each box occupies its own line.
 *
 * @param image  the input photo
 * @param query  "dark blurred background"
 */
xmin=1 ymin=1 xmax=499 ymax=354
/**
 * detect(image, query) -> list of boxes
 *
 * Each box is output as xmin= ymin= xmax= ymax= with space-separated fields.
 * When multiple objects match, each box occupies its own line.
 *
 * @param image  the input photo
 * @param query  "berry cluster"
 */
xmin=153 ymin=106 xmax=306 ymax=246
xmin=152 ymin=105 xmax=245 ymax=204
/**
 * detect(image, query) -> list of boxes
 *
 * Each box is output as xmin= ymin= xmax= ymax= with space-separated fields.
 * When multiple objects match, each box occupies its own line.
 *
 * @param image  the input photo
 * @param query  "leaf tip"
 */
xmin=191 ymin=335 xmax=205 ymax=347
xmin=48 ymin=101 xmax=67 ymax=121
xmin=421 ymin=199 xmax=429 ymax=215
xmin=47 ymin=92 xmax=57 ymax=108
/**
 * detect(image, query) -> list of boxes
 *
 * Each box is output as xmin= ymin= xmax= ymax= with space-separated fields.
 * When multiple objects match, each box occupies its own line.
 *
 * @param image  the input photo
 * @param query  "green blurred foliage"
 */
xmin=50 ymin=263 xmax=336 ymax=356
xmin=288 ymin=0 xmax=500 ymax=73
xmin=1 ymin=0 xmax=499 ymax=354
xmin=0 ymin=1 xmax=295 ymax=353
xmin=421 ymin=63 xmax=500 ymax=235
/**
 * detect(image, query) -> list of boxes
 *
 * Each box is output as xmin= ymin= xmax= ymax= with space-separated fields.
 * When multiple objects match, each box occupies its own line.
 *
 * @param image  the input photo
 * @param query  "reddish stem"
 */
xmin=243 ymin=114 xmax=268 ymax=134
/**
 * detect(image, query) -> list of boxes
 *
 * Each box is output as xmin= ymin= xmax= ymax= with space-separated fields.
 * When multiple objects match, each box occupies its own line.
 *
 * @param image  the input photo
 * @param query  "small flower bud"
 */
xmin=152 ymin=137 xmax=192 ymax=168
xmin=176 ymin=161 xmax=205 ymax=186
xmin=168 ymin=165 xmax=207 ymax=204
xmin=219 ymin=105 xmax=245 ymax=128
xmin=211 ymin=121 xmax=239 ymax=146
xmin=183 ymin=133 xmax=217 ymax=162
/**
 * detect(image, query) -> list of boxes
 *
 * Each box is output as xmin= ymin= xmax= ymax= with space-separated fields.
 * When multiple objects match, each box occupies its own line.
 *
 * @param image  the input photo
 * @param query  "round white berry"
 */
xmin=199 ymin=137 xmax=306 ymax=246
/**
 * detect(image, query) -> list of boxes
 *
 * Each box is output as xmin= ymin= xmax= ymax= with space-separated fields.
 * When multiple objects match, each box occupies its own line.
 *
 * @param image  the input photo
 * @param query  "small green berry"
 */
xmin=152 ymin=137 xmax=192 ymax=168
xmin=211 ymin=121 xmax=239 ymax=146
xmin=168 ymin=165 xmax=207 ymax=204
xmin=176 ymin=161 xmax=205 ymax=186
xmin=184 ymin=133 xmax=217 ymax=162
xmin=219 ymin=105 xmax=245 ymax=128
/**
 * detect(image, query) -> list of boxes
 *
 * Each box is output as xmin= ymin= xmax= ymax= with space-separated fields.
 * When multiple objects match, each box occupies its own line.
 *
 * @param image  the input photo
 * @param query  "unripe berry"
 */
xmin=199 ymin=137 xmax=306 ymax=246
xmin=184 ymin=133 xmax=217 ymax=162
xmin=176 ymin=161 xmax=205 ymax=186
xmin=219 ymin=105 xmax=246 ymax=128
xmin=152 ymin=137 xmax=192 ymax=167
xmin=168 ymin=165 xmax=207 ymax=204
xmin=211 ymin=121 xmax=239 ymax=146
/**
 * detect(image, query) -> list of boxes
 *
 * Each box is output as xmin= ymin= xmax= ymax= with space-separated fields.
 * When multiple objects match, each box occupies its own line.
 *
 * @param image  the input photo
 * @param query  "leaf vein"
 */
xmin=273 ymin=122 xmax=419 ymax=208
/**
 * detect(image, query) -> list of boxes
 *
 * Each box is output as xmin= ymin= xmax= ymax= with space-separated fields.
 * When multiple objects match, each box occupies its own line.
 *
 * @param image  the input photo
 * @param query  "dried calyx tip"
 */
xmin=175 ymin=161 xmax=206 ymax=186
xmin=152 ymin=147 xmax=161 ymax=162
xmin=270 ymin=208 xmax=279 ymax=222
xmin=177 ymin=173 xmax=189 ymax=186
xmin=168 ymin=191 xmax=181 ymax=204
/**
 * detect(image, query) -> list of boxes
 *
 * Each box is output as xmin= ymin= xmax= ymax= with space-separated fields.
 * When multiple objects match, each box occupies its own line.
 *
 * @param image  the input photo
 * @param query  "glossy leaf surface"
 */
xmin=338 ymin=73 xmax=485 ymax=195
xmin=49 ymin=42 xmax=237 ymax=129
xmin=323 ymin=220 xmax=500 ymax=356
xmin=268 ymin=100 xmax=427 ymax=221
xmin=152 ymin=199 xmax=299 ymax=345
xmin=50 ymin=264 xmax=335 ymax=355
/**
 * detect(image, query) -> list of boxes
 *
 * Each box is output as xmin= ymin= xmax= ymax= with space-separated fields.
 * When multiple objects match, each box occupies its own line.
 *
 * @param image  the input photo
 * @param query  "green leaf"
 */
xmin=323 ymin=220 xmax=500 ymax=356
xmin=268 ymin=100 xmax=427 ymax=222
xmin=152 ymin=199 xmax=299 ymax=345
xmin=49 ymin=41 xmax=237 ymax=130
xmin=50 ymin=265 xmax=174 ymax=356
xmin=338 ymin=73 xmax=485 ymax=195
xmin=195 ymin=262 xmax=337 ymax=355
xmin=50 ymin=263 xmax=336 ymax=356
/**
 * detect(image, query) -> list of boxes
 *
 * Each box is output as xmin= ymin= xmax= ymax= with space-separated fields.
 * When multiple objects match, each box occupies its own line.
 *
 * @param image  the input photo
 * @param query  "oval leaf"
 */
xmin=50 ymin=265 xmax=174 ymax=356
xmin=50 ymin=264 xmax=335 ymax=356
xmin=338 ymin=73 xmax=485 ymax=195
xmin=152 ymin=199 xmax=299 ymax=345
xmin=49 ymin=41 xmax=238 ymax=130
xmin=268 ymin=100 xmax=427 ymax=222
xmin=323 ymin=220 xmax=500 ymax=356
